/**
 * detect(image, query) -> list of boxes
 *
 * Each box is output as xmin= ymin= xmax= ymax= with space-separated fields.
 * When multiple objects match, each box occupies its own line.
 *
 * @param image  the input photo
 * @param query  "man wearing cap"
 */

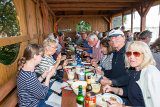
xmin=100 ymin=29 xmax=129 ymax=87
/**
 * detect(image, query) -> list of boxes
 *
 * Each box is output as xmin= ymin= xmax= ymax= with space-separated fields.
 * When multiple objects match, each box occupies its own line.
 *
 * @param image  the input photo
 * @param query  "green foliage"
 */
xmin=76 ymin=20 xmax=91 ymax=32
xmin=0 ymin=0 xmax=20 ymax=65
xmin=0 ymin=0 xmax=20 ymax=36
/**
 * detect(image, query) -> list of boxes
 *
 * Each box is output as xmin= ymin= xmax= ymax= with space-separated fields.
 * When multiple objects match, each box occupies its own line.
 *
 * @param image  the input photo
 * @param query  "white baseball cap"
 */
xmin=109 ymin=29 xmax=124 ymax=37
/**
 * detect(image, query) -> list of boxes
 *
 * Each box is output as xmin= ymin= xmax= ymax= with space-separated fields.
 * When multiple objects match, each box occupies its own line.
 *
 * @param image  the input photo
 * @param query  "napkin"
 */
xmin=50 ymin=81 xmax=62 ymax=93
xmin=45 ymin=92 xmax=61 ymax=107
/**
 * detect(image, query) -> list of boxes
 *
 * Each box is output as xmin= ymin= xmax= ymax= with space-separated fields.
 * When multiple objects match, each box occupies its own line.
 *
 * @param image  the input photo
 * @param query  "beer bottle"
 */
xmin=86 ymin=75 xmax=92 ymax=92
xmin=76 ymin=85 xmax=84 ymax=107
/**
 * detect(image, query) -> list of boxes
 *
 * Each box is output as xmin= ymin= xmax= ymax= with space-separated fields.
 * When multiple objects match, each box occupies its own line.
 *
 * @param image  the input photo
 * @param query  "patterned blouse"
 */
xmin=99 ymin=53 xmax=113 ymax=71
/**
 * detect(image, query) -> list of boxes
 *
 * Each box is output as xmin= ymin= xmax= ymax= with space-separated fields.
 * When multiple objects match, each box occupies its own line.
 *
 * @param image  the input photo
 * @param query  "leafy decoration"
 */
xmin=76 ymin=20 xmax=91 ymax=32
xmin=0 ymin=0 xmax=20 ymax=65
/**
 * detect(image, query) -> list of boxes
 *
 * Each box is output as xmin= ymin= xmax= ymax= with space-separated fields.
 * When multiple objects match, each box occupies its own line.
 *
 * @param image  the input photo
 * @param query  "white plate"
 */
xmin=102 ymin=93 xmax=123 ymax=103
xmin=96 ymin=93 xmax=123 ymax=107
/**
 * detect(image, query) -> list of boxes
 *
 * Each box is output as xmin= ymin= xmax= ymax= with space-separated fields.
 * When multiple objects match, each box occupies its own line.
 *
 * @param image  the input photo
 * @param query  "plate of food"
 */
xmin=96 ymin=93 xmax=123 ymax=107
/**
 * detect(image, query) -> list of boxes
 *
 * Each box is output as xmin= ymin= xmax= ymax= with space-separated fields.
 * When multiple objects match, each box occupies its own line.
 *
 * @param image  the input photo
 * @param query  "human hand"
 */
xmin=100 ymin=77 xmax=112 ymax=86
xmin=56 ymin=53 xmax=62 ymax=63
xmin=46 ymin=67 xmax=56 ymax=79
xmin=103 ymin=85 xmax=113 ymax=93
xmin=107 ymin=100 xmax=124 ymax=107
xmin=61 ymin=55 xmax=66 ymax=60
xmin=91 ymin=59 xmax=98 ymax=67
xmin=62 ymin=60 xmax=68 ymax=67
xmin=96 ymin=66 xmax=103 ymax=75
xmin=83 ymin=51 xmax=90 ymax=57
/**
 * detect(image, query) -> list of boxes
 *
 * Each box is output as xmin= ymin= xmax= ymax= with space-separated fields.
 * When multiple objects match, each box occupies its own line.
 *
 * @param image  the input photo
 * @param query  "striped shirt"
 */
xmin=92 ymin=40 xmax=103 ymax=62
xmin=35 ymin=55 xmax=56 ymax=75
xmin=17 ymin=69 xmax=49 ymax=107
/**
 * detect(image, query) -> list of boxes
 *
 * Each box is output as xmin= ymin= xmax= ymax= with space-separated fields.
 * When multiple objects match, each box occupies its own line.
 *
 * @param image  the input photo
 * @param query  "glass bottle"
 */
xmin=86 ymin=75 xmax=92 ymax=92
xmin=76 ymin=85 xmax=84 ymax=107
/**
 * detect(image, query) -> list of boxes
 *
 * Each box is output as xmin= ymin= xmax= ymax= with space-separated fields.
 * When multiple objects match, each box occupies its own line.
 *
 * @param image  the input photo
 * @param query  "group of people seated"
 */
xmin=16 ymin=26 xmax=160 ymax=107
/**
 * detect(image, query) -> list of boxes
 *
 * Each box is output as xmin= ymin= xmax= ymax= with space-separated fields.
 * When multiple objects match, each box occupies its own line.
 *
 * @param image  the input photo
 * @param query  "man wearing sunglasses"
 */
xmin=100 ymin=29 xmax=129 ymax=87
xmin=100 ymin=29 xmax=130 ymax=104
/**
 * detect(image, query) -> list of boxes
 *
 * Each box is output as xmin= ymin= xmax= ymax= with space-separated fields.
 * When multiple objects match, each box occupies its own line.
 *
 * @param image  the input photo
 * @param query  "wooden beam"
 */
xmin=0 ymin=36 xmax=30 ymax=47
xmin=41 ymin=0 xmax=55 ymax=16
xmin=46 ymin=0 xmax=139 ymax=3
xmin=0 ymin=76 xmax=16 ymax=102
xmin=51 ymin=7 xmax=122 ymax=11
xmin=56 ymin=14 xmax=110 ymax=17
xmin=48 ymin=3 xmax=133 ymax=8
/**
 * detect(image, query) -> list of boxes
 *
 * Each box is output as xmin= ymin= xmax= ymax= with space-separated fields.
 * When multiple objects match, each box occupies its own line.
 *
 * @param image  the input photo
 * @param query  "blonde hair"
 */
xmin=125 ymin=41 xmax=156 ymax=69
xmin=43 ymin=37 xmax=57 ymax=48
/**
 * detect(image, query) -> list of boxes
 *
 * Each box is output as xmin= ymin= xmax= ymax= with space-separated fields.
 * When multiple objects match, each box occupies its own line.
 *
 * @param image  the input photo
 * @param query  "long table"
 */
xmin=61 ymin=71 xmax=102 ymax=107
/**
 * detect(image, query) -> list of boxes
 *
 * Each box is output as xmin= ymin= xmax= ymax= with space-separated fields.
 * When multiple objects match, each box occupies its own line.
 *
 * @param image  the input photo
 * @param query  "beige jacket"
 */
xmin=137 ymin=65 xmax=160 ymax=107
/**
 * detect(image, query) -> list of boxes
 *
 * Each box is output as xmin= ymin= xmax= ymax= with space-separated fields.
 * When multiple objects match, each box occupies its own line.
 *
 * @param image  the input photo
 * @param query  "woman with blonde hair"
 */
xmin=103 ymin=41 xmax=160 ymax=107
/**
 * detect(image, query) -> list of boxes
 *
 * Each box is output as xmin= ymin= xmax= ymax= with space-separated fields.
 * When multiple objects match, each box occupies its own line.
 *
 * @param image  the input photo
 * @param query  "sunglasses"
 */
xmin=126 ymin=51 xmax=141 ymax=57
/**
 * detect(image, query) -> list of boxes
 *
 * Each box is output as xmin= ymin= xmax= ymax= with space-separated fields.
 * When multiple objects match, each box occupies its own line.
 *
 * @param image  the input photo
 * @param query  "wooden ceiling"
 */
xmin=45 ymin=0 xmax=155 ymax=17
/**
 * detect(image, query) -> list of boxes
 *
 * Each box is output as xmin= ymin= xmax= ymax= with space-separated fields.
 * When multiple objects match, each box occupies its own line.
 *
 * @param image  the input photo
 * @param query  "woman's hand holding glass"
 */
xmin=46 ymin=66 xmax=56 ymax=79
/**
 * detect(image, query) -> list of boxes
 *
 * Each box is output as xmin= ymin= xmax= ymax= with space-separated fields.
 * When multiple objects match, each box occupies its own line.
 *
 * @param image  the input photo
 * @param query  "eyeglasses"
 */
xmin=126 ymin=51 xmax=142 ymax=57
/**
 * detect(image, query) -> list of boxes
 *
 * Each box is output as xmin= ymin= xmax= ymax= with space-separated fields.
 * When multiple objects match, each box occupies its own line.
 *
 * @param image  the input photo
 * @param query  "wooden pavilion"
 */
xmin=0 ymin=0 xmax=160 ymax=106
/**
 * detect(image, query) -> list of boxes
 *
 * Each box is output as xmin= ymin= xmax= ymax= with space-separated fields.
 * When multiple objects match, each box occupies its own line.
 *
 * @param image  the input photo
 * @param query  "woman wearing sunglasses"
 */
xmin=103 ymin=41 xmax=160 ymax=107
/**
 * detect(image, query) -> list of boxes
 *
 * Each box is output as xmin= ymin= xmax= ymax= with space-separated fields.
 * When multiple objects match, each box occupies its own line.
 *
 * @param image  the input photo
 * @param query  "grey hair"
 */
xmin=87 ymin=33 xmax=98 ymax=41
xmin=43 ymin=37 xmax=57 ymax=48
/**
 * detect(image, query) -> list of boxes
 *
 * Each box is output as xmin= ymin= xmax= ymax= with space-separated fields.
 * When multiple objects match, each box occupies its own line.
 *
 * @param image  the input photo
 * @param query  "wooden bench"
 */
xmin=0 ymin=76 xmax=18 ymax=107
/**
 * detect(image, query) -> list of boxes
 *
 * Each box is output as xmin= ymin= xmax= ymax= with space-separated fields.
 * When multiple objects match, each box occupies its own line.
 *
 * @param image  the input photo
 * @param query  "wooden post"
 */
xmin=159 ymin=18 xmax=160 ymax=37
xmin=122 ymin=12 xmax=124 ymax=26
xmin=136 ymin=0 xmax=153 ymax=32
xmin=131 ymin=9 xmax=133 ymax=33
xmin=103 ymin=16 xmax=112 ymax=30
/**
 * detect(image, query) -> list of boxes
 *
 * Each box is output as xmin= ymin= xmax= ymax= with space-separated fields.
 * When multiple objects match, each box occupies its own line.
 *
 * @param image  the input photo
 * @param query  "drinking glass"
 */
xmin=67 ymin=70 xmax=75 ymax=80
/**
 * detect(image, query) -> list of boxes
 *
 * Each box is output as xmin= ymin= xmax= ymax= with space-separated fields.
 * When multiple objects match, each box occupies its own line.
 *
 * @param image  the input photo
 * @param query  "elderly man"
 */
xmin=87 ymin=33 xmax=103 ymax=62
xmin=100 ymin=29 xmax=129 ymax=87
xmin=77 ymin=32 xmax=92 ymax=54
xmin=139 ymin=30 xmax=152 ymax=45
xmin=139 ymin=30 xmax=160 ymax=70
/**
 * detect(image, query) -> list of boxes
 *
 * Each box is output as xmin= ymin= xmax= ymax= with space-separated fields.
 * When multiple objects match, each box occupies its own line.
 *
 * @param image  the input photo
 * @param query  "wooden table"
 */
xmin=61 ymin=71 xmax=102 ymax=107
xmin=61 ymin=71 xmax=77 ymax=107
xmin=61 ymin=89 xmax=77 ymax=107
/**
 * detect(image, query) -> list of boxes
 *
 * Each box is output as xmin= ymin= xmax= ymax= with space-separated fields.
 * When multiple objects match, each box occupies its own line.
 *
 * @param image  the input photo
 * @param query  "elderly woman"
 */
xmin=91 ymin=39 xmax=113 ymax=75
xmin=35 ymin=37 xmax=62 ymax=77
xmin=103 ymin=41 xmax=160 ymax=107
